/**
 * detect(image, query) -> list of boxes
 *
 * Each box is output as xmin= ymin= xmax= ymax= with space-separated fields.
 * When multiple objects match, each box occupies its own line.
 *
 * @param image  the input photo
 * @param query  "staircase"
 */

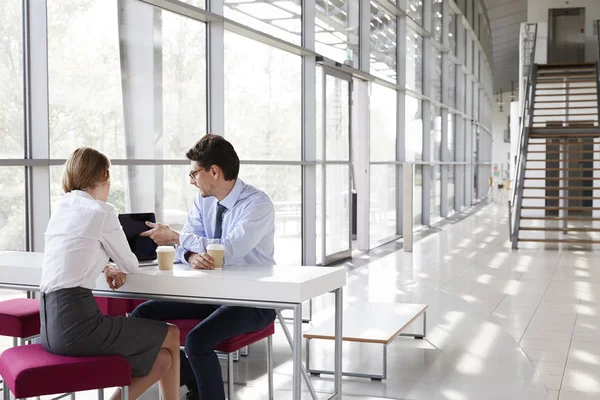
xmin=510 ymin=62 xmax=600 ymax=248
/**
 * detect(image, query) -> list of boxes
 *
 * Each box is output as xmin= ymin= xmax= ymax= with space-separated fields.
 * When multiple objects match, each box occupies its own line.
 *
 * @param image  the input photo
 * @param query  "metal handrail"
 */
xmin=509 ymin=23 xmax=538 ymax=240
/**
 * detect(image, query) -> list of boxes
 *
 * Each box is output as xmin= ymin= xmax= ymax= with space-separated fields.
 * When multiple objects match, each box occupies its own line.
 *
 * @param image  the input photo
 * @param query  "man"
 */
xmin=131 ymin=134 xmax=276 ymax=400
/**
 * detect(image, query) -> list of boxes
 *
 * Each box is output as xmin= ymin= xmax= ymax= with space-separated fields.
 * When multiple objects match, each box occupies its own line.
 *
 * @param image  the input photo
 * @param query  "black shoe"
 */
xmin=181 ymin=390 xmax=200 ymax=400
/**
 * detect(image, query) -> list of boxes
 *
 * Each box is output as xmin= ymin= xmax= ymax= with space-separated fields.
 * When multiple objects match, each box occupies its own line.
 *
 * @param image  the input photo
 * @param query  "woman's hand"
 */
xmin=104 ymin=265 xmax=127 ymax=290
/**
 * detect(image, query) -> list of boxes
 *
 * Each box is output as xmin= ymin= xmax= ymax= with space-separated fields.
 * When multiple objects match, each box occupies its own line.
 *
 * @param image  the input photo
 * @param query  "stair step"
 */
xmin=525 ymin=168 xmax=596 ymax=171
xmin=534 ymin=106 xmax=599 ymax=110
xmin=523 ymin=196 xmax=600 ymax=200
xmin=529 ymin=134 xmax=600 ymax=138
xmin=522 ymin=206 xmax=600 ymax=210
xmin=535 ymin=93 xmax=597 ymax=97
xmin=535 ymin=86 xmax=598 ymax=91
xmin=523 ymin=186 xmax=600 ymax=190
xmin=533 ymin=114 xmax=598 ymax=117
xmin=536 ymin=75 xmax=597 ymax=80
xmin=520 ymin=216 xmax=600 ymax=221
xmin=518 ymin=238 xmax=600 ymax=244
xmin=526 ymin=159 xmax=595 ymax=162
xmin=535 ymin=79 xmax=598 ymax=84
xmin=524 ymin=177 xmax=600 ymax=180
xmin=527 ymin=150 xmax=600 ymax=153
xmin=534 ymin=99 xmax=598 ymax=103
xmin=520 ymin=227 xmax=600 ymax=232
xmin=538 ymin=62 xmax=596 ymax=67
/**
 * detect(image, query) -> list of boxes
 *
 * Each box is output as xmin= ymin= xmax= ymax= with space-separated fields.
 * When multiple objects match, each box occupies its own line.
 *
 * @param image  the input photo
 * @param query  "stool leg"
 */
xmin=12 ymin=338 xmax=17 ymax=347
xmin=227 ymin=353 xmax=234 ymax=400
xmin=70 ymin=393 xmax=76 ymax=400
xmin=97 ymin=388 xmax=104 ymax=400
xmin=121 ymin=386 xmax=129 ymax=400
xmin=267 ymin=336 xmax=273 ymax=400
xmin=3 ymin=380 xmax=9 ymax=400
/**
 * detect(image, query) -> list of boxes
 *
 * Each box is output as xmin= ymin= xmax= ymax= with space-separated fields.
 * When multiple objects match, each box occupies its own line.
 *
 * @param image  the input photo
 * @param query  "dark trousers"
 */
xmin=130 ymin=301 xmax=276 ymax=400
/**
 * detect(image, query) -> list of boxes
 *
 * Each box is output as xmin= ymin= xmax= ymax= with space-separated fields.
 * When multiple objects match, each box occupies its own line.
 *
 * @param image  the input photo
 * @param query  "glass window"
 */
xmin=432 ymin=0 xmax=443 ymax=43
xmin=48 ymin=0 xmax=125 ymax=159
xmin=431 ymin=106 xmax=442 ymax=161
xmin=370 ymin=2 xmax=397 ymax=83
xmin=448 ymin=113 xmax=455 ymax=160
xmin=448 ymin=62 xmax=456 ymax=108
xmin=430 ymin=165 xmax=441 ymax=223
xmin=224 ymin=32 xmax=301 ymax=161
xmin=448 ymin=165 xmax=455 ymax=214
xmin=0 ymin=1 xmax=24 ymax=158
xmin=405 ymin=97 xmax=423 ymax=161
xmin=370 ymin=83 xmax=396 ymax=162
xmin=0 ymin=168 xmax=26 ymax=251
xmin=406 ymin=29 xmax=423 ymax=93
xmin=432 ymin=49 xmax=442 ymax=103
xmin=48 ymin=1 xmax=207 ymax=160
xmin=414 ymin=165 xmax=422 ymax=229
xmin=370 ymin=165 xmax=396 ymax=243
xmin=178 ymin=0 xmax=205 ymax=8
xmin=449 ymin=13 xmax=457 ymax=56
xmin=406 ymin=0 xmax=423 ymax=25
xmin=315 ymin=0 xmax=359 ymax=65
xmin=224 ymin=0 xmax=301 ymax=46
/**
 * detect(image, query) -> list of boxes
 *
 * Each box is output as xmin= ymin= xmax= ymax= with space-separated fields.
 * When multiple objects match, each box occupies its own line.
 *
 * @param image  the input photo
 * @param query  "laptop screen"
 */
xmin=118 ymin=213 xmax=158 ymax=261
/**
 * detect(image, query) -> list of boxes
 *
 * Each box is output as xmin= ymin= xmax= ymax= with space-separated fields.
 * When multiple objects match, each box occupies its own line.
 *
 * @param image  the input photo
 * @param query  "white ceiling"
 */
xmin=484 ymin=0 xmax=528 ymax=93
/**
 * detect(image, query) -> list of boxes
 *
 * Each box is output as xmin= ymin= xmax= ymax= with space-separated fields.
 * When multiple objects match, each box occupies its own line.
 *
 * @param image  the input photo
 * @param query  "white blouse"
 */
xmin=40 ymin=190 xmax=139 ymax=293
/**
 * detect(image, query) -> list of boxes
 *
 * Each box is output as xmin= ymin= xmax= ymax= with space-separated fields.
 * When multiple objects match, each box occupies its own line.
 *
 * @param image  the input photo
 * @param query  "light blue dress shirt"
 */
xmin=176 ymin=178 xmax=275 ymax=266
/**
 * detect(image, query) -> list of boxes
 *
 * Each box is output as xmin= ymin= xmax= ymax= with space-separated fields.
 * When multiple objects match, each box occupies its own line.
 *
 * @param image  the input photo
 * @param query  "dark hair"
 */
xmin=186 ymin=134 xmax=240 ymax=181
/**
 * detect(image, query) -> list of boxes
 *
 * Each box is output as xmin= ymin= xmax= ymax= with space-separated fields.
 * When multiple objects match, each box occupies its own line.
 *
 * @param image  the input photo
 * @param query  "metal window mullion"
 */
xmin=358 ymin=0 xmax=370 ymax=73
xmin=397 ymin=14 xmax=407 ymax=236
xmin=208 ymin=0 xmax=224 ymax=134
xmin=24 ymin=0 xmax=50 ymax=252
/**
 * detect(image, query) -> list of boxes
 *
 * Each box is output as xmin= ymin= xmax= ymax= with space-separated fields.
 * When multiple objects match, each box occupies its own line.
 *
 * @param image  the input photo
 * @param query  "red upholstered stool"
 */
xmin=0 ymin=344 xmax=131 ymax=400
xmin=168 ymin=319 xmax=275 ymax=400
xmin=0 ymin=298 xmax=40 ymax=347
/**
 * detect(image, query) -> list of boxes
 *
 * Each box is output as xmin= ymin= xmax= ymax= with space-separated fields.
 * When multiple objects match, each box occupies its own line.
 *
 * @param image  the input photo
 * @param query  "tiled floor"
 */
xmin=5 ymin=201 xmax=600 ymax=399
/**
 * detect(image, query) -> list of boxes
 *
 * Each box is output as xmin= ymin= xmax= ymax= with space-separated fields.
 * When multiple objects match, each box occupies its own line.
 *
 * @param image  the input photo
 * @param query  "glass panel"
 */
xmin=414 ymin=165 xmax=422 ymax=229
xmin=48 ymin=0 xmax=125 ymax=159
xmin=405 ymin=97 xmax=423 ymax=161
xmin=432 ymin=49 xmax=442 ymax=103
xmin=448 ymin=165 xmax=455 ymax=214
xmin=325 ymin=75 xmax=350 ymax=161
xmin=325 ymin=165 xmax=350 ymax=256
xmin=370 ymin=165 xmax=396 ymax=243
xmin=48 ymin=1 xmax=208 ymax=160
xmin=432 ymin=0 xmax=443 ymax=43
xmin=431 ymin=106 xmax=442 ymax=161
xmin=315 ymin=0 xmax=359 ymax=65
xmin=448 ymin=62 xmax=456 ymax=108
xmin=449 ymin=14 xmax=456 ymax=56
xmin=316 ymin=66 xmax=323 ymax=161
xmin=406 ymin=29 xmax=423 ymax=93
xmin=430 ymin=165 xmax=441 ymax=223
xmin=225 ymin=32 xmax=301 ymax=161
xmin=178 ymin=0 xmax=205 ymax=8
xmin=240 ymin=165 xmax=302 ymax=265
xmin=316 ymin=165 xmax=323 ymax=264
xmin=448 ymin=113 xmax=454 ymax=160
xmin=224 ymin=0 xmax=301 ymax=46
xmin=370 ymin=2 xmax=396 ymax=83
xmin=406 ymin=0 xmax=423 ymax=25
xmin=162 ymin=11 xmax=207 ymax=159
xmin=51 ymin=164 xmax=301 ymax=264
xmin=0 ymin=1 xmax=24 ymax=158
xmin=0 ymin=168 xmax=26 ymax=251
xmin=370 ymin=84 xmax=396 ymax=162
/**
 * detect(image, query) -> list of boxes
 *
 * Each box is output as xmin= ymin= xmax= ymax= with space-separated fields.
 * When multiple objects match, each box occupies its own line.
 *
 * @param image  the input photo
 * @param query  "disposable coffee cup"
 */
xmin=157 ymin=246 xmax=175 ymax=271
xmin=206 ymin=244 xmax=225 ymax=269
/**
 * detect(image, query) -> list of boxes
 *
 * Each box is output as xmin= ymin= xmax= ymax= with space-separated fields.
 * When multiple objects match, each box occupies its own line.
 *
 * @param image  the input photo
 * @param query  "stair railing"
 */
xmin=509 ymin=23 xmax=538 ymax=244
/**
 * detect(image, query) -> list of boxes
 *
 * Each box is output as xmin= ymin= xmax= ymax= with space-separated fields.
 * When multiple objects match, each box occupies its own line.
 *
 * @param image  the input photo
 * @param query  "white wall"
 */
xmin=527 ymin=0 xmax=600 ymax=63
xmin=492 ymin=91 xmax=514 ymax=182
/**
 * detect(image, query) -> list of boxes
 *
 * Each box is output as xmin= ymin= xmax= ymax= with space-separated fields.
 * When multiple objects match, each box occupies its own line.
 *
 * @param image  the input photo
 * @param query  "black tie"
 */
xmin=214 ymin=203 xmax=226 ymax=239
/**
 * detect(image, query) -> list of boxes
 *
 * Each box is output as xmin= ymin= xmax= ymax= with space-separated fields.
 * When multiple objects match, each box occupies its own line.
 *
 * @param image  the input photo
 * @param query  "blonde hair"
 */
xmin=62 ymin=147 xmax=111 ymax=193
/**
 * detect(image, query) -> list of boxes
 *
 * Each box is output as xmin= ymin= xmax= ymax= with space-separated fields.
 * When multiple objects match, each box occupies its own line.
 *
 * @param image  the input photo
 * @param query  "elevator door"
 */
xmin=548 ymin=8 xmax=585 ymax=64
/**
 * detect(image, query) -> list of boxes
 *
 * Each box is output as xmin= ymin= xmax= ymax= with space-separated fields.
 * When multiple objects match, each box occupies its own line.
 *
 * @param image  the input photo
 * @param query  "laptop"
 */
xmin=118 ymin=213 xmax=158 ymax=266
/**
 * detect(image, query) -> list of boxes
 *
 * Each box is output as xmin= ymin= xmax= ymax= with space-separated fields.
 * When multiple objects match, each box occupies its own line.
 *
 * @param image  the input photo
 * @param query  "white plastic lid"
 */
xmin=156 ymin=245 xmax=175 ymax=252
xmin=206 ymin=244 xmax=225 ymax=251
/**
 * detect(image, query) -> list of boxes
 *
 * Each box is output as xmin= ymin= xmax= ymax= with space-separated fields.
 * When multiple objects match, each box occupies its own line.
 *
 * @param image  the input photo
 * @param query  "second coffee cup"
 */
xmin=157 ymin=246 xmax=175 ymax=270
xmin=206 ymin=244 xmax=225 ymax=269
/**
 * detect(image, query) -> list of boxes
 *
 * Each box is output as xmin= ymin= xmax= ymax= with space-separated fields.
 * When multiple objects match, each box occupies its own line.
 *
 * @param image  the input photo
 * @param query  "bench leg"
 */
xmin=267 ymin=336 xmax=273 ymax=400
xmin=121 ymin=386 xmax=128 ymax=400
xmin=3 ymin=380 xmax=9 ymax=400
xmin=70 ymin=394 xmax=75 ymax=400
xmin=97 ymin=388 xmax=104 ymax=400
xmin=227 ymin=353 xmax=234 ymax=400
xmin=240 ymin=346 xmax=249 ymax=357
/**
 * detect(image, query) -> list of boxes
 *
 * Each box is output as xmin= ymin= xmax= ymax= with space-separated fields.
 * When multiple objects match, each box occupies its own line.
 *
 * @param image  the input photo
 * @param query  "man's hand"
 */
xmin=140 ymin=221 xmax=180 ymax=246
xmin=104 ymin=265 xmax=126 ymax=290
xmin=188 ymin=252 xmax=215 ymax=270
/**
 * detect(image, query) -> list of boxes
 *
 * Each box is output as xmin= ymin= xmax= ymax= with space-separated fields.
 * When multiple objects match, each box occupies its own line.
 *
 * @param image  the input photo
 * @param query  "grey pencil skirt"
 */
xmin=40 ymin=287 xmax=169 ymax=377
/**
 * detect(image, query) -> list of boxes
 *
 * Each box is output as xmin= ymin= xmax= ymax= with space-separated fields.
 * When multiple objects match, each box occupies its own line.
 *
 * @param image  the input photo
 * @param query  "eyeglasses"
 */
xmin=189 ymin=170 xmax=200 ymax=179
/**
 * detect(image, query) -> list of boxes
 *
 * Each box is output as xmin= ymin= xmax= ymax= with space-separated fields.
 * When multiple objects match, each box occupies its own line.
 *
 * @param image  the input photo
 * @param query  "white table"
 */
xmin=0 ymin=251 xmax=346 ymax=400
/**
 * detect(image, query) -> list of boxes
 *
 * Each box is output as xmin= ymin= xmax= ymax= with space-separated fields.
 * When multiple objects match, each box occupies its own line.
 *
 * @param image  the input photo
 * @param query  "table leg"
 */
xmin=293 ymin=304 xmax=302 ymax=400
xmin=334 ymin=287 xmax=343 ymax=398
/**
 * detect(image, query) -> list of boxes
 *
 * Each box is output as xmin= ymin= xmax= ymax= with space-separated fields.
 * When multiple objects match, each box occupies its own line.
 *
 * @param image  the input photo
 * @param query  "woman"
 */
xmin=40 ymin=147 xmax=180 ymax=400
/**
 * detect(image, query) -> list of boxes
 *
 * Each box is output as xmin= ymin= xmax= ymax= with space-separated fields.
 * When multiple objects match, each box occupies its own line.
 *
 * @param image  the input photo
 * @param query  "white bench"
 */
xmin=304 ymin=302 xmax=428 ymax=380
